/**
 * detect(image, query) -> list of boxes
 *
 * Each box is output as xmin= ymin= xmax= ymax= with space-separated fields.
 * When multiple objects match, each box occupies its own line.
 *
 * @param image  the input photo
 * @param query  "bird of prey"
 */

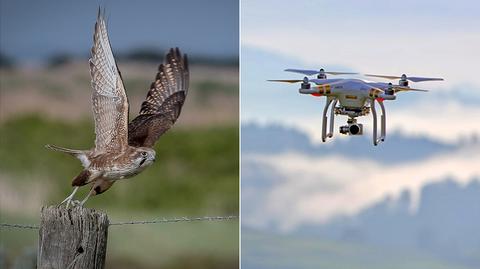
xmin=46 ymin=10 xmax=189 ymax=207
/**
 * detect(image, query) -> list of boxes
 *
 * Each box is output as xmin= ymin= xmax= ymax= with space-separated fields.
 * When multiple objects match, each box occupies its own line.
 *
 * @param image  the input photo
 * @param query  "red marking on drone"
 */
xmin=376 ymin=97 xmax=385 ymax=102
xmin=311 ymin=93 xmax=322 ymax=97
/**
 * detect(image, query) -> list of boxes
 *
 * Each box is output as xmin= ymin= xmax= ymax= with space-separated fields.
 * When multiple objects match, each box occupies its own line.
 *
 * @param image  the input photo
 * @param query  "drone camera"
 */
xmin=349 ymin=124 xmax=362 ymax=135
xmin=340 ymin=123 xmax=363 ymax=135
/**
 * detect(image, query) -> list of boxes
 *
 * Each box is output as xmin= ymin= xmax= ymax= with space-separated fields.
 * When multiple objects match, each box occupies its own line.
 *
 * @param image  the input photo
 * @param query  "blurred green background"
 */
xmin=0 ymin=59 xmax=239 ymax=268
xmin=2 ymin=1 xmax=239 ymax=268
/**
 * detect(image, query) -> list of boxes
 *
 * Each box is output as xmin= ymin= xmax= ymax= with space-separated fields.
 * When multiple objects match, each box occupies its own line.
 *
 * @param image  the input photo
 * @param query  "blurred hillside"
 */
xmin=241 ymin=123 xmax=464 ymax=163
xmin=243 ymin=180 xmax=480 ymax=269
xmin=241 ymin=123 xmax=480 ymax=269
xmin=301 ymin=180 xmax=480 ymax=268
xmin=0 ymin=59 xmax=238 ymax=125
xmin=0 ymin=61 xmax=239 ymax=268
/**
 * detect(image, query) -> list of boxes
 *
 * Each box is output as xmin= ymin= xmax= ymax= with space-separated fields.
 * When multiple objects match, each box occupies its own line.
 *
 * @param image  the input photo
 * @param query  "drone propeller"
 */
xmin=365 ymin=73 xmax=444 ymax=82
xmin=268 ymin=76 xmax=310 ymax=84
xmin=392 ymin=85 xmax=429 ymax=92
xmin=267 ymin=79 xmax=304 ymax=83
xmin=285 ymin=68 xmax=358 ymax=76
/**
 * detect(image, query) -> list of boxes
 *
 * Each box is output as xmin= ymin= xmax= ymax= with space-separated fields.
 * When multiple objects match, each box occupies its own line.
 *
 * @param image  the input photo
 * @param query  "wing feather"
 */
xmin=128 ymin=48 xmax=189 ymax=148
xmin=90 ymin=9 xmax=129 ymax=152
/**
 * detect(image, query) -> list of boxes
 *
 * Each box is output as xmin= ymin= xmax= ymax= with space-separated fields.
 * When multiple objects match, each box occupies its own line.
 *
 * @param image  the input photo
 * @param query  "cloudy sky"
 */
xmin=242 ymin=0 xmax=480 ymax=88
xmin=243 ymin=144 xmax=480 ymax=231
xmin=241 ymin=0 xmax=480 ymax=144
xmin=241 ymin=0 xmax=480 ymax=232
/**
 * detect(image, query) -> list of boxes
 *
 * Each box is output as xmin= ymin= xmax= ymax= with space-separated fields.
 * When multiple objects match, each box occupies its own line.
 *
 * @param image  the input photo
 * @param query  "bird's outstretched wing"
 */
xmin=128 ymin=48 xmax=189 ymax=148
xmin=90 ymin=9 xmax=129 ymax=152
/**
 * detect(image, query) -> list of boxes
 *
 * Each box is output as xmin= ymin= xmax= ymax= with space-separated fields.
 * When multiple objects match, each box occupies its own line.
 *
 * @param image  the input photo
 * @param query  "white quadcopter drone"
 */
xmin=269 ymin=69 xmax=443 ymax=145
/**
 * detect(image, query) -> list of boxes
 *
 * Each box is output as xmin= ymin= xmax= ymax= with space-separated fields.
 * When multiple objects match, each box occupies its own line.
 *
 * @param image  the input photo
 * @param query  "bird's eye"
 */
xmin=141 ymin=152 xmax=147 ymax=157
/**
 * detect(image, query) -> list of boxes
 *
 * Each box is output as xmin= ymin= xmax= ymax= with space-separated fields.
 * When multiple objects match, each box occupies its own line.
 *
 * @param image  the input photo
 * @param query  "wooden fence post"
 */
xmin=37 ymin=206 xmax=109 ymax=269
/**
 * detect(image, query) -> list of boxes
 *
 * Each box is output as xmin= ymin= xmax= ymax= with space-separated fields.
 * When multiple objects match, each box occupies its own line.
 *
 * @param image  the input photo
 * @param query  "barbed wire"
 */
xmin=0 ymin=215 xmax=237 ymax=230
xmin=109 ymin=215 xmax=237 ymax=226
xmin=0 ymin=223 xmax=39 ymax=230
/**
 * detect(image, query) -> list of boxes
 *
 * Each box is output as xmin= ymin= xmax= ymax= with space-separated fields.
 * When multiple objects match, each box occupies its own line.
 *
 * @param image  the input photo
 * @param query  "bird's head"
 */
xmin=134 ymin=147 xmax=156 ymax=167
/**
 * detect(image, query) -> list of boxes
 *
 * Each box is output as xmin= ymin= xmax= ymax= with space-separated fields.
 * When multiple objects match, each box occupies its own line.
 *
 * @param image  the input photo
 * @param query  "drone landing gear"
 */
xmin=321 ymin=98 xmax=337 ymax=142
xmin=371 ymin=98 xmax=386 ymax=146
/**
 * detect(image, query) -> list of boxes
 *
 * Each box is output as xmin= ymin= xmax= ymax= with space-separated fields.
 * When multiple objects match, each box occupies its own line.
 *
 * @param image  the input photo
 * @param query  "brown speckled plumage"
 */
xmin=45 ymin=9 xmax=189 ymax=202
xmin=128 ymin=47 xmax=189 ymax=148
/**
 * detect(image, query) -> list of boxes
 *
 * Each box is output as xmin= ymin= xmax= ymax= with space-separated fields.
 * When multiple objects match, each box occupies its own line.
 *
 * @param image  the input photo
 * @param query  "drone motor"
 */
xmin=317 ymin=68 xmax=327 ymax=79
xmin=301 ymin=76 xmax=311 ymax=89
xmin=399 ymin=74 xmax=409 ymax=87
xmin=385 ymin=83 xmax=395 ymax=95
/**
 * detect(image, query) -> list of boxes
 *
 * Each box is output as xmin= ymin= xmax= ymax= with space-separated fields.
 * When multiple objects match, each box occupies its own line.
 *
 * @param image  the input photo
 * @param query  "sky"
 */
xmin=0 ymin=0 xmax=239 ymax=64
xmin=242 ymin=0 xmax=480 ymax=88
xmin=240 ymin=0 xmax=480 ymax=231
xmin=241 ymin=0 xmax=480 ymax=144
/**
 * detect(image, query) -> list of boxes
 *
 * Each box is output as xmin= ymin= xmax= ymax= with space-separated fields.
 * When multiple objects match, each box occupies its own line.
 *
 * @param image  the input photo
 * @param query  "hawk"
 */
xmin=46 ymin=10 xmax=189 ymax=207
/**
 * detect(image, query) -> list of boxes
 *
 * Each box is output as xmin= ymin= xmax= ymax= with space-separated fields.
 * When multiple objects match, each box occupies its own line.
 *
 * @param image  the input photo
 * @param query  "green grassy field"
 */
xmin=242 ymin=230 xmax=473 ymax=269
xmin=0 ymin=115 xmax=239 ymax=268
xmin=1 ymin=214 xmax=238 ymax=269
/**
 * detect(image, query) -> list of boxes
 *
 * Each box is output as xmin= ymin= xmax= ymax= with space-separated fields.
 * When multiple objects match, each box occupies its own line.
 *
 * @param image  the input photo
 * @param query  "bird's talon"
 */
xmin=70 ymin=200 xmax=82 ymax=207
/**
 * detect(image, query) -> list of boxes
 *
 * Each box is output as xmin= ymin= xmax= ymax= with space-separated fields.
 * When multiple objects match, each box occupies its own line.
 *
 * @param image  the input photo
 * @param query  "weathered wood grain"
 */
xmin=37 ymin=206 xmax=109 ymax=269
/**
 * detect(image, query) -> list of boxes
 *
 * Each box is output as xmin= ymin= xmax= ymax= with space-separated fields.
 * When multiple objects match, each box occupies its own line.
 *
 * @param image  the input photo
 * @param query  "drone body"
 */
xmin=270 ymin=69 xmax=443 ymax=145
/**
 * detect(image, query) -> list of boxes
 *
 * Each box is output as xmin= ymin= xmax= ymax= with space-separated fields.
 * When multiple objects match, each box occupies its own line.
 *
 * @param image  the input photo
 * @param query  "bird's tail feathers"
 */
xmin=45 ymin=144 xmax=83 ymax=155
xmin=45 ymin=144 xmax=91 ymax=168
